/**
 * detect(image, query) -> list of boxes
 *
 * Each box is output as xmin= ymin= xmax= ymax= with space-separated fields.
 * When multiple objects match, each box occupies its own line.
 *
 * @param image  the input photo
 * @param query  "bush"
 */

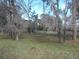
xmin=37 ymin=25 xmax=44 ymax=31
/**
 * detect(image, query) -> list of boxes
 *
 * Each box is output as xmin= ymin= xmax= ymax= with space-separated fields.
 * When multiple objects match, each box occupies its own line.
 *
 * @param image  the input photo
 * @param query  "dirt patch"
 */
xmin=65 ymin=40 xmax=79 ymax=45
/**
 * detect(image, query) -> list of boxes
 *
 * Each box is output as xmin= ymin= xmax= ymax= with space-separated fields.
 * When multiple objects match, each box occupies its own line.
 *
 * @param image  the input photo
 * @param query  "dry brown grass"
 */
xmin=65 ymin=39 xmax=79 ymax=45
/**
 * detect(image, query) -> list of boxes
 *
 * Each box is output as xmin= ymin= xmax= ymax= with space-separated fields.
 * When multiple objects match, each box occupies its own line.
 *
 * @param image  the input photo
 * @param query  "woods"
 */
xmin=0 ymin=0 xmax=79 ymax=42
xmin=0 ymin=0 xmax=79 ymax=59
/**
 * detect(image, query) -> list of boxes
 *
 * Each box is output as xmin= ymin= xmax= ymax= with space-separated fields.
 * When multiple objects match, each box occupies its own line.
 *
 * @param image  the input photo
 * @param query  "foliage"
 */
xmin=0 ymin=16 xmax=7 ymax=27
xmin=37 ymin=25 xmax=44 ymax=31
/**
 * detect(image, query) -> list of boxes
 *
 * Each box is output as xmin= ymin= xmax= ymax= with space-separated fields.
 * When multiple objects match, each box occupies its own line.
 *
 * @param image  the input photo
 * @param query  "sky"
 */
xmin=21 ymin=0 xmax=44 ymax=19
xmin=20 ymin=0 xmax=71 ymax=20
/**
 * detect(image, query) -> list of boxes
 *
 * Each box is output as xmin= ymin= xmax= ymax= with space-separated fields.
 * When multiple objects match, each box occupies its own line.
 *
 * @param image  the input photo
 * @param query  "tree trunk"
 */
xmin=72 ymin=0 xmax=77 ymax=40
xmin=57 ymin=17 xmax=63 ymax=43
xmin=16 ymin=33 xmax=19 ymax=41
xmin=63 ymin=15 xmax=67 ymax=41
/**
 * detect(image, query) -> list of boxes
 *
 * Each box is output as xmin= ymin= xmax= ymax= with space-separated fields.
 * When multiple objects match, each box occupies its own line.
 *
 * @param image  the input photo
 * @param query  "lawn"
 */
xmin=0 ymin=33 xmax=79 ymax=59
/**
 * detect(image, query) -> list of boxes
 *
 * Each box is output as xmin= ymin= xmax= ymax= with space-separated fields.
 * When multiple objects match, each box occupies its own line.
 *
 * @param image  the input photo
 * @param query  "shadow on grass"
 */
xmin=25 ymin=33 xmax=60 ymax=44
xmin=0 ymin=33 xmax=10 ymax=40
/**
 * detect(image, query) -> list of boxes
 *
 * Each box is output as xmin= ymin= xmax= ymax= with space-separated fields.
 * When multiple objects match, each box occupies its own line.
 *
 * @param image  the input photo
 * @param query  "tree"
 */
xmin=0 ymin=8 xmax=7 ymax=32
xmin=72 ymin=0 xmax=77 ymax=40
xmin=0 ymin=0 xmax=23 ymax=40
xmin=6 ymin=0 xmax=20 ymax=40
xmin=47 ymin=0 xmax=63 ymax=43
xmin=41 ymin=0 xmax=50 ymax=14
xmin=62 ymin=0 xmax=70 ymax=41
xmin=41 ymin=0 xmax=46 ymax=13
xmin=32 ymin=14 xmax=38 ymax=32
xmin=0 ymin=0 xmax=8 ymax=32
xmin=17 ymin=0 xmax=36 ymax=33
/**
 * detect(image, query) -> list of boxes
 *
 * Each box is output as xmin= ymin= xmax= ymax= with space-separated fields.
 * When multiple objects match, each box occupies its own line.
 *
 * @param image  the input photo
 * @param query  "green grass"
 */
xmin=0 ymin=33 xmax=79 ymax=59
